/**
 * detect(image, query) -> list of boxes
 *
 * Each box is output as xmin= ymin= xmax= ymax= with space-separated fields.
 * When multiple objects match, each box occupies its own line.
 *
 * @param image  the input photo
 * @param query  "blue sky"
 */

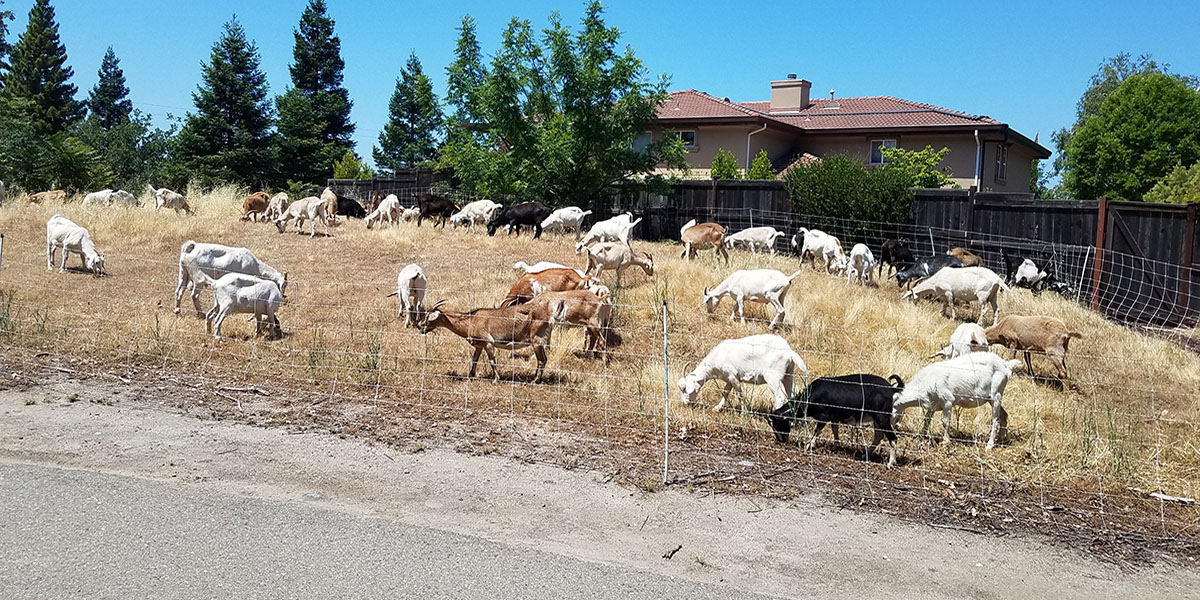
xmin=10 ymin=1 xmax=1200 ymax=163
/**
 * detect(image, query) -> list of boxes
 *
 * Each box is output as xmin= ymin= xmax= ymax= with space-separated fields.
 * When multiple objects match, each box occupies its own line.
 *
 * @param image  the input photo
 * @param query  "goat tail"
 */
xmin=789 ymin=350 xmax=808 ymax=376
xmin=629 ymin=217 xmax=643 ymax=229
xmin=997 ymin=280 xmax=1012 ymax=293
xmin=887 ymin=374 xmax=905 ymax=389
xmin=580 ymin=210 xmax=592 ymax=218
xmin=180 ymin=240 xmax=197 ymax=256
xmin=1067 ymin=331 xmax=1083 ymax=339
xmin=787 ymin=269 xmax=803 ymax=282
xmin=385 ymin=291 xmax=399 ymax=298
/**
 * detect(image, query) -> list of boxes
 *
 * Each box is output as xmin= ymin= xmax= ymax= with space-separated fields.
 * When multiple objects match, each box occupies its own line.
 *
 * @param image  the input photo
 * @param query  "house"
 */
xmin=648 ymin=75 xmax=1050 ymax=191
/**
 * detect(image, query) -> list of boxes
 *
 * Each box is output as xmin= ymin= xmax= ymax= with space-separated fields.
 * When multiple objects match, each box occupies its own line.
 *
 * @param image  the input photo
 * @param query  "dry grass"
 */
xmin=1 ymin=187 xmax=1199 ymax=538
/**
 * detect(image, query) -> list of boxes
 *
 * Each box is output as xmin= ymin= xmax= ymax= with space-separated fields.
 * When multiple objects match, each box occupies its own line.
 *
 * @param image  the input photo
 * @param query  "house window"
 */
xmin=675 ymin=130 xmax=696 ymax=147
xmin=631 ymin=132 xmax=652 ymax=152
xmin=994 ymin=144 xmax=1008 ymax=183
xmin=869 ymin=139 xmax=897 ymax=164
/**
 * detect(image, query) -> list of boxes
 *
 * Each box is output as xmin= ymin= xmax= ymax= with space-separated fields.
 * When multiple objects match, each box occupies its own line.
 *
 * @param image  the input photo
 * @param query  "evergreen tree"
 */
xmin=174 ymin=17 xmax=276 ymax=187
xmin=4 ymin=0 xmax=84 ymax=134
xmin=746 ymin=150 xmax=775 ymax=179
xmin=444 ymin=15 xmax=487 ymax=132
xmin=710 ymin=148 xmax=740 ymax=180
xmin=374 ymin=52 xmax=441 ymax=174
xmin=276 ymin=0 xmax=354 ymax=183
xmin=86 ymin=47 xmax=132 ymax=129
xmin=0 ymin=1 xmax=14 ymax=78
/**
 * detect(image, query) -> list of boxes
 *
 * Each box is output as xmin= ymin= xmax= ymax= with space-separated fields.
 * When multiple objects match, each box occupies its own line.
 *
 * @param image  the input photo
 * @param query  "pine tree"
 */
xmin=4 ymin=0 xmax=84 ymax=134
xmin=373 ymin=52 xmax=442 ymax=174
xmin=276 ymin=0 xmax=354 ymax=183
xmin=86 ymin=47 xmax=132 ymax=129
xmin=445 ymin=15 xmax=487 ymax=131
xmin=174 ymin=17 xmax=276 ymax=187
xmin=0 ymin=1 xmax=14 ymax=78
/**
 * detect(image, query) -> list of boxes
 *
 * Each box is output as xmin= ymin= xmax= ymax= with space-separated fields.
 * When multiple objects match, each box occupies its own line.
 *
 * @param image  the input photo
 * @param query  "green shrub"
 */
xmin=710 ymin=148 xmax=740 ymax=180
xmin=746 ymin=149 xmax=775 ymax=179
xmin=333 ymin=150 xmax=375 ymax=179
xmin=1144 ymin=163 xmax=1200 ymax=203
xmin=783 ymin=155 xmax=913 ymax=222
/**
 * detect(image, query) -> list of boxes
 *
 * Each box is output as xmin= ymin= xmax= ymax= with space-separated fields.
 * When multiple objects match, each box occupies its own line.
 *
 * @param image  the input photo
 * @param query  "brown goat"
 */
xmin=680 ymin=219 xmax=729 ymax=263
xmin=948 ymin=247 xmax=984 ymax=267
xmin=984 ymin=315 xmax=1081 ymax=380
xmin=418 ymin=298 xmax=567 ymax=382
xmin=241 ymin=191 xmax=272 ymax=221
xmin=29 ymin=189 xmax=67 ymax=204
xmin=532 ymin=287 xmax=613 ymax=362
xmin=501 ymin=268 xmax=593 ymax=307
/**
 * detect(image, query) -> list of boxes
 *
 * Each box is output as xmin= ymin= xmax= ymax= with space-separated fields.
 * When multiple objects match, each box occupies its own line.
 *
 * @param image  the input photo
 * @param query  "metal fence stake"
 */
xmin=661 ymin=300 xmax=670 ymax=485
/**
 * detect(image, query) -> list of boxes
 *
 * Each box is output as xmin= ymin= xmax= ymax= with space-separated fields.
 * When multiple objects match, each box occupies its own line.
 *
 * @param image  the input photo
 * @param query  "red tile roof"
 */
xmin=659 ymin=89 xmax=1002 ymax=130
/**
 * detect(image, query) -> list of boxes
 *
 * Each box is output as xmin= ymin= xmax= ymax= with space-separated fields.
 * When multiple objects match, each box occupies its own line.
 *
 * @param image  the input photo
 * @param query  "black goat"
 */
xmin=878 ymin=238 xmax=915 ymax=278
xmin=416 ymin=194 xmax=458 ymax=227
xmin=488 ymin=202 xmax=551 ymax=238
xmin=892 ymin=254 xmax=963 ymax=288
xmin=326 ymin=190 xmax=366 ymax=219
xmin=768 ymin=374 xmax=905 ymax=466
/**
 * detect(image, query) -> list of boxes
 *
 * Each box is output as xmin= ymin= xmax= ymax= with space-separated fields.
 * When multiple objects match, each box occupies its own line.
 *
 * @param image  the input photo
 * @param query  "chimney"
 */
xmin=770 ymin=75 xmax=811 ymax=112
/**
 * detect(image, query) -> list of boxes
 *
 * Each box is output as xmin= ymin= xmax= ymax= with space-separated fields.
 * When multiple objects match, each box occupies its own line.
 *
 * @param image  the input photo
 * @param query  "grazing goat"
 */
xmin=45 ymin=215 xmax=105 ymax=276
xmin=679 ymin=219 xmax=729 ymax=263
xmin=274 ymin=196 xmax=331 ymax=237
xmin=892 ymin=352 xmax=1023 ymax=449
xmin=82 ymin=189 xmax=136 ymax=208
xmin=575 ymin=213 xmax=641 ymax=253
xmin=263 ymin=192 xmax=289 ymax=222
xmin=449 ymin=199 xmax=503 ymax=232
xmin=984 ymin=315 xmax=1081 ymax=380
xmin=703 ymin=269 xmax=800 ymax=329
xmin=365 ymin=194 xmax=402 ymax=229
xmin=401 ymin=206 xmax=420 ymax=222
xmin=678 ymin=334 xmax=807 ymax=412
xmin=1000 ymin=248 xmax=1042 ymax=285
xmin=386 ymin=263 xmax=427 ymax=327
xmin=878 ymin=239 xmax=915 ymax=278
xmin=175 ymin=240 xmax=288 ymax=317
xmin=846 ymin=243 xmax=876 ymax=286
xmin=241 ymin=191 xmax=271 ymax=222
xmin=932 ymin=323 xmax=989 ymax=359
xmin=0 ymin=180 xmax=5 ymax=207
xmin=488 ymin=201 xmax=551 ymax=238
xmin=768 ymin=374 xmax=905 ymax=467
xmin=892 ymin=254 xmax=963 ymax=288
xmin=416 ymin=194 xmax=458 ymax=227
xmin=902 ymin=266 xmax=1009 ymax=325
xmin=541 ymin=206 xmax=592 ymax=239
xmin=320 ymin=187 xmax=366 ymax=220
xmin=30 ymin=190 xmax=68 ymax=204
xmin=724 ymin=226 xmax=784 ymax=255
xmin=948 ymin=247 xmax=984 ymax=267
xmin=502 ymin=268 xmax=594 ymax=307
xmin=792 ymin=228 xmax=844 ymax=272
xmin=418 ymin=299 xmax=568 ymax=382
xmin=513 ymin=261 xmax=585 ymax=277
xmin=530 ymin=283 xmax=613 ymax=361
xmin=583 ymin=242 xmax=654 ymax=285
xmin=367 ymin=191 xmax=386 ymax=213
xmin=1014 ymin=258 xmax=1048 ymax=289
xmin=201 ymin=272 xmax=283 ymax=341
xmin=147 ymin=185 xmax=190 ymax=214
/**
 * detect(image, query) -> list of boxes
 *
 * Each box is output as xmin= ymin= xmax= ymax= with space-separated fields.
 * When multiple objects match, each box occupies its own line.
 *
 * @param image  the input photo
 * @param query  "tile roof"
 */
xmin=659 ymin=89 xmax=1002 ymax=131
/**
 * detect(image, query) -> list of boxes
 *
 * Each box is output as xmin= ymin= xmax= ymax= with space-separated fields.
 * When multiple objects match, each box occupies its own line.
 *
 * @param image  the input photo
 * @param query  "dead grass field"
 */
xmin=1 ymin=187 xmax=1198 ymax=547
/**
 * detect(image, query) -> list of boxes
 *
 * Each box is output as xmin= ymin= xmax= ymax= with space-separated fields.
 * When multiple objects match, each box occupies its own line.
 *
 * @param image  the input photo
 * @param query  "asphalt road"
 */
xmin=0 ymin=462 xmax=780 ymax=600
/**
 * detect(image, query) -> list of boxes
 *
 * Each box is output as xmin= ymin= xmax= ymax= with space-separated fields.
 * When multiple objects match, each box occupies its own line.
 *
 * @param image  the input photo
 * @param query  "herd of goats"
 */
xmin=32 ymin=184 xmax=1086 ymax=466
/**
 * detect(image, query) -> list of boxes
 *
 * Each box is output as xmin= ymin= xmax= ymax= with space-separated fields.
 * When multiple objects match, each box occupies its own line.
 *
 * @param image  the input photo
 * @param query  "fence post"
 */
xmin=1180 ymin=202 xmax=1197 ymax=316
xmin=0 ymin=233 xmax=4 ymax=275
xmin=661 ymin=300 xmax=670 ymax=485
xmin=1091 ymin=196 xmax=1108 ymax=311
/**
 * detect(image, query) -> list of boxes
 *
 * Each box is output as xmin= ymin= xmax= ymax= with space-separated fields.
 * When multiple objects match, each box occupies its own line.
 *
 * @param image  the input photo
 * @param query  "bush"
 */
xmin=710 ymin=148 xmax=740 ymax=180
xmin=746 ymin=149 xmax=775 ymax=179
xmin=333 ymin=150 xmax=374 ymax=179
xmin=783 ymin=155 xmax=913 ymax=222
xmin=880 ymin=145 xmax=955 ymax=188
xmin=1143 ymin=163 xmax=1200 ymax=204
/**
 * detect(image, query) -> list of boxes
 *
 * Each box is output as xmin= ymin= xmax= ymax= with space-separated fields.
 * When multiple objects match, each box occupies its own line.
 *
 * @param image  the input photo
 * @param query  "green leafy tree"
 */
xmin=783 ymin=155 xmax=912 ymax=222
xmin=1143 ymin=163 xmax=1200 ymax=204
xmin=85 ymin=47 xmax=132 ymax=129
xmin=374 ymin=52 xmax=442 ymax=173
xmin=710 ymin=148 xmax=740 ymax=180
xmin=1053 ymin=53 xmax=1199 ymax=177
xmin=439 ymin=2 xmax=687 ymax=203
xmin=332 ymin=149 xmax=374 ymax=179
xmin=4 ymin=0 xmax=84 ymax=134
xmin=275 ymin=0 xmax=354 ymax=184
xmin=880 ymin=145 xmax=954 ymax=188
xmin=1063 ymin=72 xmax=1200 ymax=201
xmin=746 ymin=149 xmax=775 ymax=179
xmin=73 ymin=110 xmax=173 ymax=190
xmin=174 ymin=17 xmax=276 ymax=188
xmin=0 ymin=86 xmax=110 ymax=193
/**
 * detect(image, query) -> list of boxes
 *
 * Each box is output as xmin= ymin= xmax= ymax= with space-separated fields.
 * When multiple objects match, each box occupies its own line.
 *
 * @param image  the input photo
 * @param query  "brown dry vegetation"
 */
xmin=1 ymin=187 xmax=1198 ymax=546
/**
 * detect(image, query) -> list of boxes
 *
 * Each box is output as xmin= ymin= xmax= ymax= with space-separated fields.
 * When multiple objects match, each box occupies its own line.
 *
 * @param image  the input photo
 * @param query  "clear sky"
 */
xmin=10 ymin=0 xmax=1200 ymax=163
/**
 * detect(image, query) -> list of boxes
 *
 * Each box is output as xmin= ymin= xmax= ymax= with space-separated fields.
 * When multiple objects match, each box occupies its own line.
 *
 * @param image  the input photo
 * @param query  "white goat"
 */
xmin=365 ymin=194 xmax=402 ymax=229
xmin=1014 ymin=259 xmax=1048 ymax=287
xmin=82 ymin=189 xmax=136 ymax=208
xmin=792 ymin=228 xmax=845 ymax=273
xmin=201 ymin=273 xmax=283 ymax=341
xmin=263 ymin=192 xmax=289 ymax=222
xmin=724 ymin=226 xmax=784 ymax=255
xmin=892 ymin=351 xmax=1023 ymax=449
xmin=401 ymin=206 xmax=420 ymax=222
xmin=575 ymin=213 xmax=640 ymax=253
xmin=582 ymin=242 xmax=654 ymax=285
xmin=45 ymin=215 xmax=105 ymax=275
xmin=0 ymin=180 xmax=6 ymax=207
xmin=513 ymin=261 xmax=588 ymax=277
xmin=845 ymin=243 xmax=876 ymax=286
xmin=541 ymin=206 xmax=592 ymax=240
xmin=175 ymin=240 xmax=288 ymax=317
xmin=678 ymin=334 xmax=808 ymax=412
xmin=147 ymin=184 xmax=190 ymax=214
xmin=274 ymin=196 xmax=330 ymax=237
xmin=703 ymin=269 xmax=801 ymax=329
xmin=932 ymin=323 xmax=989 ymax=359
xmin=902 ymin=266 xmax=1009 ymax=325
xmin=386 ymin=263 xmax=427 ymax=327
xmin=449 ymin=199 xmax=503 ymax=232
